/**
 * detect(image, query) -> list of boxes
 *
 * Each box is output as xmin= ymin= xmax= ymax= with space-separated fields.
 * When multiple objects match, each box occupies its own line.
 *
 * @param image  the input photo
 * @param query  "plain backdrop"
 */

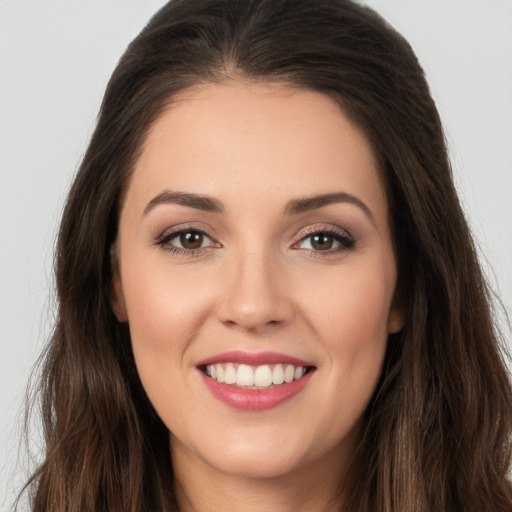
xmin=1 ymin=0 xmax=511 ymax=508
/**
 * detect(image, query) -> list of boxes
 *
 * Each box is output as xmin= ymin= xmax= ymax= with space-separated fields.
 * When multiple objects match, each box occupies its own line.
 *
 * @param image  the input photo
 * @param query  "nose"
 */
xmin=216 ymin=247 xmax=294 ymax=333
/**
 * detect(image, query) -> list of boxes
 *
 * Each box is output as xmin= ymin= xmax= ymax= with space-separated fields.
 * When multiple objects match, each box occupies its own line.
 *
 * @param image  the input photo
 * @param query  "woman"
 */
xmin=19 ymin=0 xmax=512 ymax=510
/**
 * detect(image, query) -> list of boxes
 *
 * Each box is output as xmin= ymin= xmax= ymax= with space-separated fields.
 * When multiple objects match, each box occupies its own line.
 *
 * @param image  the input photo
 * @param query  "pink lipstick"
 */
xmin=196 ymin=351 xmax=315 ymax=411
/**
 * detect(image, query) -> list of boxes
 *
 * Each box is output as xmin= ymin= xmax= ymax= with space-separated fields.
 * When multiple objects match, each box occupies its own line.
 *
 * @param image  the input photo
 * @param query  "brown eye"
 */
xmin=156 ymin=228 xmax=215 ymax=253
xmin=310 ymin=233 xmax=334 ymax=251
xmin=295 ymin=228 xmax=355 ymax=253
xmin=179 ymin=231 xmax=204 ymax=249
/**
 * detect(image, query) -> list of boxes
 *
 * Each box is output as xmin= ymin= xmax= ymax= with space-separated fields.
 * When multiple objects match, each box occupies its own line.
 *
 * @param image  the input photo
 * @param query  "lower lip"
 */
xmin=199 ymin=371 xmax=313 ymax=411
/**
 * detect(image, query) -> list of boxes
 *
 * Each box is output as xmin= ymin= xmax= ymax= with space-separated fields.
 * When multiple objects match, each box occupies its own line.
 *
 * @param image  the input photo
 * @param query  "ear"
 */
xmin=387 ymin=286 xmax=406 ymax=334
xmin=110 ymin=244 xmax=128 ymax=322
xmin=387 ymin=307 xmax=405 ymax=334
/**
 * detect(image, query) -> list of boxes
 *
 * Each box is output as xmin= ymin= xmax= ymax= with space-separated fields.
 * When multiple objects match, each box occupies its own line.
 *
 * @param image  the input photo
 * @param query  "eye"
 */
xmin=294 ymin=228 xmax=355 ymax=253
xmin=155 ymin=228 xmax=219 ymax=254
xmin=173 ymin=230 xmax=208 ymax=250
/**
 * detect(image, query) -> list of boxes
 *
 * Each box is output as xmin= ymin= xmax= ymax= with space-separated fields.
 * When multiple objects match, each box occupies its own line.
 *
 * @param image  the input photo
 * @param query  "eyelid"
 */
xmin=153 ymin=222 xmax=354 ymax=257
xmin=291 ymin=224 xmax=355 ymax=252
xmin=154 ymin=224 xmax=221 ymax=254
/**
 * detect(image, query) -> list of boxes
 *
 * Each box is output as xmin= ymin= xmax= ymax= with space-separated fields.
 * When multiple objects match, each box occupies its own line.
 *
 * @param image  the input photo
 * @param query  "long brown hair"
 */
xmin=20 ymin=1 xmax=512 ymax=510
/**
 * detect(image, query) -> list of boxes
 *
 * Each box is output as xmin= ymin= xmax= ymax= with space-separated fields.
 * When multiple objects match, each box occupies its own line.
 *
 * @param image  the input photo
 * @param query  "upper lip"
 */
xmin=196 ymin=350 xmax=315 ymax=367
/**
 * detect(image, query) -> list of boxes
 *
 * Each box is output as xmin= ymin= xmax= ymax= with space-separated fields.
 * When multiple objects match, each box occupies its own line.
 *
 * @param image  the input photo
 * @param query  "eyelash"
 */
xmin=292 ymin=226 xmax=355 ymax=255
xmin=154 ymin=226 xmax=220 ymax=256
xmin=154 ymin=226 xmax=355 ymax=257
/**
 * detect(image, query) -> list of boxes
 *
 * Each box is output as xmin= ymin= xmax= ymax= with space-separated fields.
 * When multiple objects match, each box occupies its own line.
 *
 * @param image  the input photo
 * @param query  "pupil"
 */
xmin=312 ymin=233 xmax=333 ymax=250
xmin=180 ymin=231 xmax=203 ymax=249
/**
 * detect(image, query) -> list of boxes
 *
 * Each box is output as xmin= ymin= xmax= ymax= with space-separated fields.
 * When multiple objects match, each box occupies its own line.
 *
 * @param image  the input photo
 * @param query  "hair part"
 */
xmin=20 ymin=1 xmax=512 ymax=511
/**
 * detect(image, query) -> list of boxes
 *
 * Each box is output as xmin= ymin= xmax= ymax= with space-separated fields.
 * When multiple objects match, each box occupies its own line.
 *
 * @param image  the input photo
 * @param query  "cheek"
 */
xmin=299 ymin=259 xmax=393 ymax=417
xmin=303 ymin=260 xmax=394 ymax=347
xmin=119 ymin=262 xmax=216 ymax=435
xmin=123 ymin=259 xmax=207 ymax=342
xmin=120 ymin=260 xmax=214 ymax=391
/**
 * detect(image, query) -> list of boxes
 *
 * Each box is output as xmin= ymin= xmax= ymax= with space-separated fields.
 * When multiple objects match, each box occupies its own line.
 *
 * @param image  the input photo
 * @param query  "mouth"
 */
xmin=196 ymin=351 xmax=316 ymax=410
xmin=199 ymin=362 xmax=314 ymax=389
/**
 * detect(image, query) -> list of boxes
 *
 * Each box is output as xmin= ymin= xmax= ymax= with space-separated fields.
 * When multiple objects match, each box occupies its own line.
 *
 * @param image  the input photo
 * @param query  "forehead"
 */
xmin=125 ymin=81 xmax=387 ymax=220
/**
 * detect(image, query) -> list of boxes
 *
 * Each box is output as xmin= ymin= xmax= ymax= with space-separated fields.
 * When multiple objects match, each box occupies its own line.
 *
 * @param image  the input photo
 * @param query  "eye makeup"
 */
xmin=292 ymin=225 xmax=355 ymax=255
xmin=154 ymin=225 xmax=221 ymax=256
xmin=153 ymin=223 xmax=355 ymax=258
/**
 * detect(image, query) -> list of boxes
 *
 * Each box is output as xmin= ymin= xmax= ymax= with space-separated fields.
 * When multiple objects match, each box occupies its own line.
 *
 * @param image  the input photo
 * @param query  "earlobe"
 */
xmin=110 ymin=244 xmax=128 ymax=322
xmin=388 ymin=286 xmax=406 ymax=334
xmin=387 ymin=308 xmax=405 ymax=334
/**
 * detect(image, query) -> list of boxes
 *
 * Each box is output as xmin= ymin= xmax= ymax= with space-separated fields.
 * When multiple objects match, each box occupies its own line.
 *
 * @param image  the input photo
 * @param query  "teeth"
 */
xmin=224 ymin=363 xmax=236 ymax=384
xmin=272 ymin=364 xmax=285 ymax=385
xmin=254 ymin=365 xmax=273 ymax=387
xmin=284 ymin=364 xmax=295 ymax=383
xmin=204 ymin=363 xmax=309 ymax=388
xmin=237 ymin=364 xmax=254 ymax=386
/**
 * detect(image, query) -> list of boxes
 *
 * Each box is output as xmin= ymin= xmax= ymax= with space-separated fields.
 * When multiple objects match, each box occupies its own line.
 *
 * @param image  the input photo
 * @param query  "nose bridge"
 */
xmin=216 ymin=241 xmax=292 ymax=332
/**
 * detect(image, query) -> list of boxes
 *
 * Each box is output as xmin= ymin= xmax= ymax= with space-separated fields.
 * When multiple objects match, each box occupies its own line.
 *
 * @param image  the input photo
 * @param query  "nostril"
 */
xmin=220 ymin=315 xmax=284 ymax=333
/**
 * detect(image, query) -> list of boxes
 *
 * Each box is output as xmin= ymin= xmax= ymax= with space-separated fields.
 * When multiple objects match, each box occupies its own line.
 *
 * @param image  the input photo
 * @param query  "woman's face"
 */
xmin=113 ymin=82 xmax=403 ymax=480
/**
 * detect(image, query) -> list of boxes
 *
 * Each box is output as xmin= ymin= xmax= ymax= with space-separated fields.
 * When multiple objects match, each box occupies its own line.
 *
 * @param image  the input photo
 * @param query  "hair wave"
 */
xmin=19 ymin=1 xmax=512 ymax=510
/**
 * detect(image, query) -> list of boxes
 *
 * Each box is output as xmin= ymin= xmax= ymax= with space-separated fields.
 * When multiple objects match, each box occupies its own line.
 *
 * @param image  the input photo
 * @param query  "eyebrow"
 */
xmin=143 ymin=190 xmax=225 ymax=216
xmin=143 ymin=189 xmax=374 ymax=223
xmin=283 ymin=192 xmax=374 ymax=223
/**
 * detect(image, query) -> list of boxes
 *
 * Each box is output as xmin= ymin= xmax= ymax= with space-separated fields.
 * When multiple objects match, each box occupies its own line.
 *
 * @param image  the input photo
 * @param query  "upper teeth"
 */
xmin=205 ymin=363 xmax=307 ymax=388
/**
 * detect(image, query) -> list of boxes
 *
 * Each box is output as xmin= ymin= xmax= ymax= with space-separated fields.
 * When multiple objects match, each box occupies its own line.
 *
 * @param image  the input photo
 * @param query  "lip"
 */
xmin=196 ymin=350 xmax=314 ymax=367
xmin=199 ymin=370 xmax=314 ymax=411
xmin=196 ymin=350 xmax=316 ymax=411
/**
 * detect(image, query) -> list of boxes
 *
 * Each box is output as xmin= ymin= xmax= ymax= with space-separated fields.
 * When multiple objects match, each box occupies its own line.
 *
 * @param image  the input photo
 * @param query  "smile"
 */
xmin=204 ymin=363 xmax=308 ymax=389
xmin=197 ymin=351 xmax=316 ymax=410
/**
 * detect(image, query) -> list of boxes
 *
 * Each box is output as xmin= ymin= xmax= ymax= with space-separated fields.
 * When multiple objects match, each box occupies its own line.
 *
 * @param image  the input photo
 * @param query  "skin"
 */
xmin=112 ymin=81 xmax=403 ymax=511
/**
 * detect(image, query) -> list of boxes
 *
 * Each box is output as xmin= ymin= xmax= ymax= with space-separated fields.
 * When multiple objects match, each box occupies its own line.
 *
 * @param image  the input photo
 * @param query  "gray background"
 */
xmin=1 ymin=1 xmax=511 ymax=508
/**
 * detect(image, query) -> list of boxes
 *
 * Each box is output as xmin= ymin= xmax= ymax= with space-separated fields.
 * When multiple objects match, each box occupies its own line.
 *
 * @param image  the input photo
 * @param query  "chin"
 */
xmin=208 ymin=445 xmax=306 ymax=480
xmin=193 ymin=424 xmax=334 ymax=480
